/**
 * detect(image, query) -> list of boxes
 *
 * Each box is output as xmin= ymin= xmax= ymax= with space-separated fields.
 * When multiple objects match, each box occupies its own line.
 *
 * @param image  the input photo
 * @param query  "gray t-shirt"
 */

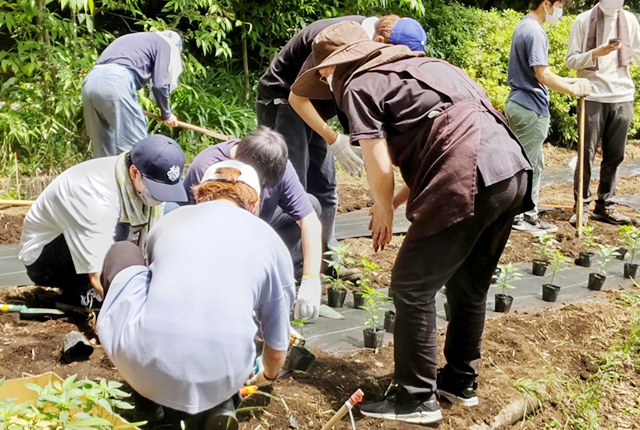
xmin=507 ymin=15 xmax=550 ymax=117
xmin=96 ymin=201 xmax=295 ymax=414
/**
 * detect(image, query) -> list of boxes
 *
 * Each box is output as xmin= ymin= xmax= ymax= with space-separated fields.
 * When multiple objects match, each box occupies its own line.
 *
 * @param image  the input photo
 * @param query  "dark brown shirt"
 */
xmin=341 ymin=57 xmax=532 ymax=235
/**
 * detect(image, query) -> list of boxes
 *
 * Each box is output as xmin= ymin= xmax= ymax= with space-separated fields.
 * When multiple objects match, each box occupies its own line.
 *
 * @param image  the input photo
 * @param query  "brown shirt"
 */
xmin=341 ymin=57 xmax=532 ymax=236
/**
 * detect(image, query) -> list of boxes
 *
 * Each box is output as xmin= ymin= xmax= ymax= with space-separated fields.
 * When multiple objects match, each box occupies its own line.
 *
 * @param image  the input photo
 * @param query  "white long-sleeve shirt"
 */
xmin=566 ymin=7 xmax=640 ymax=103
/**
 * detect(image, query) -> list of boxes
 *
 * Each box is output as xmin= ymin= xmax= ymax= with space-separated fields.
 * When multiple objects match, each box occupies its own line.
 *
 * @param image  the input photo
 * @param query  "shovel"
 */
xmin=1 ymin=303 xmax=65 ymax=319
xmin=143 ymin=111 xmax=235 ymax=141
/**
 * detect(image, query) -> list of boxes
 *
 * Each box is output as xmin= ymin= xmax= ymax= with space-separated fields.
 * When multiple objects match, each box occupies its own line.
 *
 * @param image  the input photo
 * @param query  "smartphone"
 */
xmin=609 ymin=37 xmax=622 ymax=44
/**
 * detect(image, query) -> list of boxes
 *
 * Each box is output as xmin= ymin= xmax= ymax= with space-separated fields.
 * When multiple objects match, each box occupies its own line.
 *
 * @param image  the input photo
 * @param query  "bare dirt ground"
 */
xmin=1 ymin=142 xmax=640 ymax=429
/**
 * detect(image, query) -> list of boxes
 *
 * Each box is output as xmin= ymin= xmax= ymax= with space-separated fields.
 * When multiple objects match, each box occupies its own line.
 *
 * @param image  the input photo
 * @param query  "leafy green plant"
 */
xmin=548 ymin=250 xmax=573 ymax=286
xmin=359 ymin=285 xmax=390 ymax=330
xmin=492 ymin=263 xmax=522 ymax=296
xmin=356 ymin=256 xmax=381 ymax=290
xmin=534 ymin=233 xmax=559 ymax=262
xmin=0 ymin=375 xmax=141 ymax=429
xmin=619 ymin=225 xmax=640 ymax=265
xmin=323 ymin=244 xmax=356 ymax=291
xmin=582 ymin=225 xmax=600 ymax=250
xmin=596 ymin=245 xmax=620 ymax=275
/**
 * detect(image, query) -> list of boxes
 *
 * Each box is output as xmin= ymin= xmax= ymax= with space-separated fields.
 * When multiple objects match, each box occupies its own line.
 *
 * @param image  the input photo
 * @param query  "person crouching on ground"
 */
xmin=97 ymin=160 xmax=295 ymax=430
xmin=291 ymin=21 xmax=532 ymax=424
xmin=19 ymin=135 xmax=187 ymax=311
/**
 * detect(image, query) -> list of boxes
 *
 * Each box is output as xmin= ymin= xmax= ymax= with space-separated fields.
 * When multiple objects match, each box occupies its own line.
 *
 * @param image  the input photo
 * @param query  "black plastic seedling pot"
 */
xmin=327 ymin=288 xmax=347 ymax=308
xmin=588 ymin=273 xmax=606 ymax=291
xmin=287 ymin=346 xmax=316 ymax=371
xmin=352 ymin=290 xmax=365 ymax=309
xmin=542 ymin=284 xmax=560 ymax=302
xmin=383 ymin=310 xmax=395 ymax=333
xmin=575 ymin=251 xmax=594 ymax=268
xmin=623 ymin=263 xmax=638 ymax=279
xmin=616 ymin=247 xmax=628 ymax=260
xmin=532 ymin=259 xmax=548 ymax=276
xmin=494 ymin=294 xmax=513 ymax=313
xmin=363 ymin=328 xmax=386 ymax=349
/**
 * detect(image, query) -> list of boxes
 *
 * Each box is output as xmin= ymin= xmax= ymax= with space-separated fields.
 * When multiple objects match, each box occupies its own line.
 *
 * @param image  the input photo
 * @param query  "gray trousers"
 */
xmin=392 ymin=171 xmax=528 ymax=395
xmin=256 ymin=102 xmax=339 ymax=261
xmin=505 ymin=100 xmax=549 ymax=221
xmin=574 ymin=100 xmax=633 ymax=208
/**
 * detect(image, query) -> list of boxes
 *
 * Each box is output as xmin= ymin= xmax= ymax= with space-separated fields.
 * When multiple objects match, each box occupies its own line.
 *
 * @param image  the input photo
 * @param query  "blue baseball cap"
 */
xmin=130 ymin=135 xmax=188 ymax=202
xmin=389 ymin=18 xmax=427 ymax=52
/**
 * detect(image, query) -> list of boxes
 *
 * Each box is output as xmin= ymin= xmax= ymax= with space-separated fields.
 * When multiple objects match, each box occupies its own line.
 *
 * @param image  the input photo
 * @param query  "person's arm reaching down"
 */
xmin=294 ymin=212 xmax=323 ymax=320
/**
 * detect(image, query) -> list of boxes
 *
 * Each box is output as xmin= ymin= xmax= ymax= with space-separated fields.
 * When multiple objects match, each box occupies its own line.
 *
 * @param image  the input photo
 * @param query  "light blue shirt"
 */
xmin=507 ymin=15 xmax=550 ymax=117
xmin=97 ymin=201 xmax=295 ymax=414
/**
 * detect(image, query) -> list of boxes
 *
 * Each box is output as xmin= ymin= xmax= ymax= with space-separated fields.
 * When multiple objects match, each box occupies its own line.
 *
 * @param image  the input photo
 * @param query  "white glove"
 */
xmin=294 ymin=276 xmax=321 ymax=320
xmin=330 ymin=134 xmax=364 ymax=176
xmin=245 ymin=355 xmax=277 ymax=385
xmin=570 ymin=78 xmax=592 ymax=97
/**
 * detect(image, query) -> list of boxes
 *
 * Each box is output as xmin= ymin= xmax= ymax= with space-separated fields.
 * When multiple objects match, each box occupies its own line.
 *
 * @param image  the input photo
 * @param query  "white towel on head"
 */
xmin=156 ymin=30 xmax=183 ymax=93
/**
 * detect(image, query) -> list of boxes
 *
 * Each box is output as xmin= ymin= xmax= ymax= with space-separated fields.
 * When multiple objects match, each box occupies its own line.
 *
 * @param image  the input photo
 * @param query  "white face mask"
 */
xmin=138 ymin=187 xmax=162 ymax=207
xmin=600 ymin=0 xmax=624 ymax=9
xmin=545 ymin=5 xmax=563 ymax=25
xmin=326 ymin=74 xmax=334 ymax=92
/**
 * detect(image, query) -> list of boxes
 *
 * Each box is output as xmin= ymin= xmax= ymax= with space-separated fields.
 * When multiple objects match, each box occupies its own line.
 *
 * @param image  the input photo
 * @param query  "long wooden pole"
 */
xmin=321 ymin=389 xmax=364 ymax=430
xmin=143 ymin=111 xmax=235 ymax=141
xmin=14 ymin=153 xmax=20 ymax=200
xmin=0 ymin=199 xmax=34 ymax=206
xmin=576 ymin=97 xmax=586 ymax=238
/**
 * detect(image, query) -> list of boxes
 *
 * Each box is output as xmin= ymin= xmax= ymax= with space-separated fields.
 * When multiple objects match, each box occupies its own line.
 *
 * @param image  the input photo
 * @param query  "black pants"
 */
xmin=574 ymin=100 xmax=633 ymax=208
xmin=392 ymin=171 xmax=528 ymax=395
xmin=25 ymin=234 xmax=91 ymax=297
xmin=268 ymin=193 xmax=322 ymax=281
xmin=256 ymin=102 xmax=339 ymax=260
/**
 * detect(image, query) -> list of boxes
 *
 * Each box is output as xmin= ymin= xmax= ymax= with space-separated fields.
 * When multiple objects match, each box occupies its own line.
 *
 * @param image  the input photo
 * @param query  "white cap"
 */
xmin=200 ymin=160 xmax=261 ymax=197
xmin=361 ymin=16 xmax=379 ymax=39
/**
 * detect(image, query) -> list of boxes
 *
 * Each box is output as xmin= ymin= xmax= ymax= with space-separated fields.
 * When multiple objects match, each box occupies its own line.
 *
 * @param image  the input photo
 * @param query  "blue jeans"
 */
xmin=82 ymin=64 xmax=148 ymax=157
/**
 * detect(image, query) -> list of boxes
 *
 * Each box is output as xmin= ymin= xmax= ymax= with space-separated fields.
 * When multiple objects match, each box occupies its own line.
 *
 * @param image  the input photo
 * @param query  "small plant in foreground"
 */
xmin=582 ymin=225 xmax=600 ymax=250
xmin=356 ymin=256 xmax=381 ymax=290
xmin=323 ymin=244 xmax=356 ymax=290
xmin=548 ymin=250 xmax=573 ymax=285
xmin=619 ymin=225 xmax=640 ymax=265
xmin=596 ymin=244 xmax=620 ymax=275
xmin=535 ymin=234 xmax=559 ymax=262
xmin=360 ymin=285 xmax=390 ymax=329
xmin=492 ymin=263 xmax=522 ymax=296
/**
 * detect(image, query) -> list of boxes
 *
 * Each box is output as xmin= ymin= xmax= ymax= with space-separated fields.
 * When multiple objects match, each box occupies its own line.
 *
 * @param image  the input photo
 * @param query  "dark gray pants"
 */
xmin=574 ymin=100 xmax=633 ymax=208
xmin=392 ymin=171 xmax=528 ymax=396
xmin=256 ymin=102 xmax=339 ymax=259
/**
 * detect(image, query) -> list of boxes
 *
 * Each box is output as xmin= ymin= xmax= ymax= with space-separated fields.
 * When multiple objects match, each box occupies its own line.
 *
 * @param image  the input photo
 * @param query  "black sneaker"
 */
xmin=437 ymin=369 xmax=478 ymax=407
xmin=360 ymin=386 xmax=442 ymax=424
xmin=591 ymin=206 xmax=632 ymax=225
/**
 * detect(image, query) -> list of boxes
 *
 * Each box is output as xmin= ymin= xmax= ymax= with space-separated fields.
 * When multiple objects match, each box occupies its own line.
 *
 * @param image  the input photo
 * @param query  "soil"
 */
xmin=2 ymin=142 xmax=640 ymax=429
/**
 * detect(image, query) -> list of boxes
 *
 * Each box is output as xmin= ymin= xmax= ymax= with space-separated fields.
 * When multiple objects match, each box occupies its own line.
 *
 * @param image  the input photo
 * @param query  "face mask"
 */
xmin=326 ymin=74 xmax=334 ymax=92
xmin=600 ymin=0 xmax=623 ymax=9
xmin=545 ymin=5 xmax=563 ymax=25
xmin=138 ymin=187 xmax=162 ymax=207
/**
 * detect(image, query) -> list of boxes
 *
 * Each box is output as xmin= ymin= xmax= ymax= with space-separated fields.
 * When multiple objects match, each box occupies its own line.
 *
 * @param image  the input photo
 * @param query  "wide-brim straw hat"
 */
xmin=291 ymin=21 xmax=388 ymax=100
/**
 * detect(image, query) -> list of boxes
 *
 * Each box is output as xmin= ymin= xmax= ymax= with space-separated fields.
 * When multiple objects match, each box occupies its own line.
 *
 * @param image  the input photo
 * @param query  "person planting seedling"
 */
xmin=542 ymin=250 xmax=573 ymax=302
xmin=588 ymin=244 xmax=620 ymax=290
xmin=492 ymin=263 xmax=522 ymax=312
xmin=618 ymin=225 xmax=640 ymax=278
xmin=532 ymin=234 xmax=558 ymax=276
xmin=360 ymin=285 xmax=391 ymax=349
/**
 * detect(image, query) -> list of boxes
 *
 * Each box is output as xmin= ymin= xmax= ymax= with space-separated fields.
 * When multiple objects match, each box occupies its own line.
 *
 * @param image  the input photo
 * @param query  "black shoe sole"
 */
xmin=361 ymin=408 xmax=443 ymax=424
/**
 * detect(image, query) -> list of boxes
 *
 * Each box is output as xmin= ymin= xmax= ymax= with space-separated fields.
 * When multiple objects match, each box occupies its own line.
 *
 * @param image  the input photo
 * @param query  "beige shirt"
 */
xmin=566 ymin=7 xmax=640 ymax=103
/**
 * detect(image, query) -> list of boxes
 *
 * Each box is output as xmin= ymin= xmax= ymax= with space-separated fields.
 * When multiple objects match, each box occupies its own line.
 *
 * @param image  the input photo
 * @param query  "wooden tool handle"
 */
xmin=576 ymin=97 xmax=586 ymax=238
xmin=143 ymin=111 xmax=235 ymax=141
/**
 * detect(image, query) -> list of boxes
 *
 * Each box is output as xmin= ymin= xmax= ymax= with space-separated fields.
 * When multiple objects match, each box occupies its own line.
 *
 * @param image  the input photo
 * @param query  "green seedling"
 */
xmin=356 ymin=256 xmax=382 ymax=290
xmin=596 ymin=244 xmax=620 ymax=275
xmin=582 ymin=225 xmax=600 ymax=250
xmin=619 ymin=225 xmax=640 ymax=265
xmin=492 ymin=263 xmax=522 ymax=296
xmin=359 ymin=285 xmax=390 ymax=329
xmin=534 ymin=234 xmax=559 ymax=262
xmin=548 ymin=250 xmax=573 ymax=286
xmin=323 ymin=244 xmax=356 ymax=290
xmin=0 ymin=375 xmax=142 ymax=430
xmin=291 ymin=317 xmax=311 ymax=339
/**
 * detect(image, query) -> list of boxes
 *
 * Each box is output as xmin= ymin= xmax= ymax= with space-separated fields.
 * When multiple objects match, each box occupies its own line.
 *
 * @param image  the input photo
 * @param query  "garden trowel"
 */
xmin=1 ymin=303 xmax=65 ymax=319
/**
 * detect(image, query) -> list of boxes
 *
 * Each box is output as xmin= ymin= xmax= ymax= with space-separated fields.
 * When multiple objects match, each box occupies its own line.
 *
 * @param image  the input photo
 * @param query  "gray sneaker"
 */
xmin=530 ymin=218 xmax=558 ymax=233
xmin=570 ymin=208 xmax=591 ymax=227
xmin=512 ymin=219 xmax=545 ymax=235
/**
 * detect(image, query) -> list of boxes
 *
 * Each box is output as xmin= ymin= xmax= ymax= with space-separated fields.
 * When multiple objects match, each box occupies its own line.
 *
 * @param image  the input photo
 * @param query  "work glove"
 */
xmin=294 ymin=276 xmax=321 ymax=320
xmin=330 ymin=134 xmax=364 ymax=176
xmin=565 ymin=78 xmax=592 ymax=97
xmin=245 ymin=355 xmax=277 ymax=385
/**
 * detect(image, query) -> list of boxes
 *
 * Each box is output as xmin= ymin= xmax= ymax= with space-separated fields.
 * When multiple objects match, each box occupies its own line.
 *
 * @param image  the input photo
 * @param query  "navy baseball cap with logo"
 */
xmin=130 ymin=135 xmax=188 ymax=202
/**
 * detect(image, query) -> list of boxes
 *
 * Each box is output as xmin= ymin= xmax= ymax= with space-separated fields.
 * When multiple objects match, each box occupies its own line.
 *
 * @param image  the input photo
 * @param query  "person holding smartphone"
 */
xmin=566 ymin=0 xmax=640 ymax=226
xmin=506 ymin=0 xmax=591 ymax=235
